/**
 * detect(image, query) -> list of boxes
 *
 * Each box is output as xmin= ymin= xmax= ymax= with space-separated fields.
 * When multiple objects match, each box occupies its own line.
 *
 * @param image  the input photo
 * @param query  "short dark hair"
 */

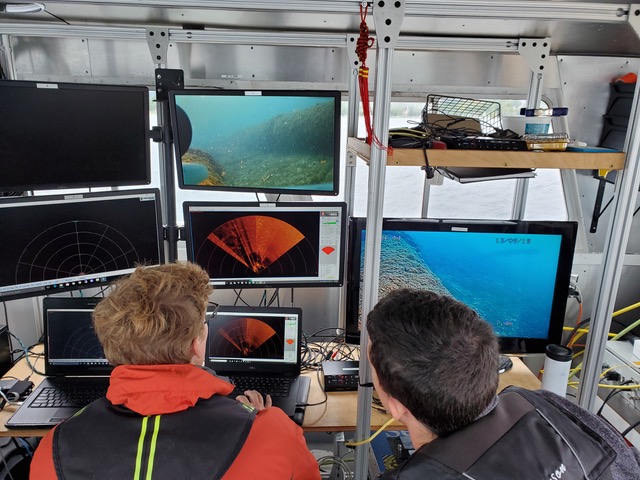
xmin=366 ymin=289 xmax=499 ymax=437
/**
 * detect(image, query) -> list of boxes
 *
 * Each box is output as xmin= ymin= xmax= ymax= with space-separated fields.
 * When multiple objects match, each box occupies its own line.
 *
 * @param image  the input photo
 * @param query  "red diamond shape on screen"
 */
xmin=322 ymin=246 xmax=335 ymax=255
xmin=286 ymin=338 xmax=295 ymax=345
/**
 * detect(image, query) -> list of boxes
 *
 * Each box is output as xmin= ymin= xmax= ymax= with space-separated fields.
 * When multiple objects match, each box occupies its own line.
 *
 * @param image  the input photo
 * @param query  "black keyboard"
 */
xmin=30 ymin=385 xmax=107 ymax=408
xmin=228 ymin=376 xmax=291 ymax=398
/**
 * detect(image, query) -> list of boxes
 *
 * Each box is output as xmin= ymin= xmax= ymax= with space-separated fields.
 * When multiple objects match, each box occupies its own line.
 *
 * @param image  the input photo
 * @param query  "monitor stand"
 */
xmin=498 ymin=355 xmax=513 ymax=374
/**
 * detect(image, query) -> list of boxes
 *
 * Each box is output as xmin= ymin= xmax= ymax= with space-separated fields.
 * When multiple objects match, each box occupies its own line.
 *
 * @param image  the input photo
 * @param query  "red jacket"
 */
xmin=30 ymin=364 xmax=321 ymax=480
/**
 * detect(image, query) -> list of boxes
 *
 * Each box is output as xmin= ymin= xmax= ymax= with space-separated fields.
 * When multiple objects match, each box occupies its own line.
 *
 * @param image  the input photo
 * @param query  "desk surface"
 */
xmin=301 ymin=355 xmax=541 ymax=432
xmin=0 ymin=346 xmax=540 ymax=437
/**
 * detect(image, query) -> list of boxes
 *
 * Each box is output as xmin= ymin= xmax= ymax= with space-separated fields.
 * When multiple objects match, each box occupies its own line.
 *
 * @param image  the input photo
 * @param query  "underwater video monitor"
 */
xmin=345 ymin=218 xmax=578 ymax=354
xmin=183 ymin=201 xmax=346 ymax=288
xmin=0 ymin=189 xmax=165 ymax=301
xmin=169 ymin=89 xmax=341 ymax=196
xmin=0 ymin=80 xmax=151 ymax=192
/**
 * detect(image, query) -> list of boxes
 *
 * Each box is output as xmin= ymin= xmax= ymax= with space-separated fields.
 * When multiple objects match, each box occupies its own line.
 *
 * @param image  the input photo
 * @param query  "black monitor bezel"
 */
xmin=168 ymin=88 xmax=341 ymax=196
xmin=345 ymin=217 xmax=578 ymax=354
xmin=0 ymin=188 xmax=165 ymax=301
xmin=183 ymin=201 xmax=347 ymax=289
xmin=42 ymin=296 xmax=114 ymax=376
xmin=0 ymin=79 xmax=151 ymax=192
xmin=205 ymin=305 xmax=303 ymax=375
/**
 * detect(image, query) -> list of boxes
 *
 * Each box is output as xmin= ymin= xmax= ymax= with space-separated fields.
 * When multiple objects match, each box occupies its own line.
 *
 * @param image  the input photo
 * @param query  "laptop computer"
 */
xmin=6 ymin=297 xmax=112 ymax=428
xmin=206 ymin=305 xmax=310 ymax=425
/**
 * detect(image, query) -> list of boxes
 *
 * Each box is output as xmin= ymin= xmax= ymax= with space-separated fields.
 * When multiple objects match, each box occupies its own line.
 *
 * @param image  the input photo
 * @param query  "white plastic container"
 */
xmin=541 ymin=344 xmax=573 ymax=397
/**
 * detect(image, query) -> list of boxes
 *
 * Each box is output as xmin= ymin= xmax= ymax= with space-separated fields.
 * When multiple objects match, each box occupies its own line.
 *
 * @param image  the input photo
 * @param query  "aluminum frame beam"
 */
xmin=15 ymin=0 xmax=632 ymax=23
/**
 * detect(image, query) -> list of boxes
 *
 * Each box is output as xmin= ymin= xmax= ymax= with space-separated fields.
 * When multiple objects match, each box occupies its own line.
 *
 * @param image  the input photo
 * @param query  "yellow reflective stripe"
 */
xmin=146 ymin=415 xmax=161 ymax=480
xmin=134 ymin=416 xmax=149 ymax=480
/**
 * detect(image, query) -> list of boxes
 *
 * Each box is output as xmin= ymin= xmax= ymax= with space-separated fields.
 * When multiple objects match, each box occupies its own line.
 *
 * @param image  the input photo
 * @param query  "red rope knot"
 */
xmin=356 ymin=3 xmax=374 ymax=67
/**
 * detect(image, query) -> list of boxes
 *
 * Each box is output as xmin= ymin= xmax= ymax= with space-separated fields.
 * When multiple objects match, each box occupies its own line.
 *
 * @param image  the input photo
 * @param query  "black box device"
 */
xmin=321 ymin=360 xmax=360 ymax=391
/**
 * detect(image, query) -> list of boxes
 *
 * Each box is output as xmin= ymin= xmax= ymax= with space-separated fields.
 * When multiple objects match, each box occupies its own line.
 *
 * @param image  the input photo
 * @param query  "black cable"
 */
xmin=44 ymin=8 xmax=71 ymax=25
xmin=597 ymin=379 xmax=634 ymax=416
xmin=297 ymin=367 xmax=328 ymax=407
xmin=306 ymin=327 xmax=345 ymax=339
xmin=259 ymin=290 xmax=267 ymax=307
xmin=91 ymin=286 xmax=110 ymax=297
xmin=621 ymin=418 xmax=640 ymax=438
xmin=595 ymin=196 xmax=614 ymax=220
xmin=563 ymin=318 xmax=591 ymax=347
xmin=231 ymin=289 xmax=251 ymax=307
xmin=301 ymin=338 xmax=334 ymax=369
xmin=0 ymin=443 xmax=16 ymax=480
xmin=420 ymin=144 xmax=434 ymax=179
xmin=9 ymin=332 xmax=45 ymax=377
xmin=266 ymin=289 xmax=280 ymax=307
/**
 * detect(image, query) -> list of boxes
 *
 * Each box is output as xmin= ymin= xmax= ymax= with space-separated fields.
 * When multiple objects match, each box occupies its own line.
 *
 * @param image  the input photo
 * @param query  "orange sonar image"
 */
xmin=218 ymin=317 xmax=277 ymax=355
xmin=207 ymin=215 xmax=305 ymax=273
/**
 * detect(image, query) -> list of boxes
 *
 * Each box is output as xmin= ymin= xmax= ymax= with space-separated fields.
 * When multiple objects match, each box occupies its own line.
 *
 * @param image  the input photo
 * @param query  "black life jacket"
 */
xmin=52 ymin=395 xmax=257 ymax=480
xmin=382 ymin=387 xmax=618 ymax=480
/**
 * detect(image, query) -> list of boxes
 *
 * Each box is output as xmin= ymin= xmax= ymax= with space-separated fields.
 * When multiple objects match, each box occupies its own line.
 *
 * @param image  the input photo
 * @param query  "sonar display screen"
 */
xmin=0 ymin=190 xmax=164 ymax=301
xmin=183 ymin=202 xmax=346 ymax=288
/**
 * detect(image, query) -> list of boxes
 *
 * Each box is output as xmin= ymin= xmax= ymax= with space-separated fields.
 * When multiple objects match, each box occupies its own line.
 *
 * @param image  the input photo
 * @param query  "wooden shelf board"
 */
xmin=348 ymin=138 xmax=625 ymax=170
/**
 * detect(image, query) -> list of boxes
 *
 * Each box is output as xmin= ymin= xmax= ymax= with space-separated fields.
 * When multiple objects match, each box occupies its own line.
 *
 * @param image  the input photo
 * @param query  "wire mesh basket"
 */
xmin=422 ymin=95 xmax=503 ymax=135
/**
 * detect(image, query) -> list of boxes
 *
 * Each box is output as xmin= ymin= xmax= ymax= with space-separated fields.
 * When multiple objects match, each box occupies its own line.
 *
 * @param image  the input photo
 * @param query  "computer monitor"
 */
xmin=169 ymin=89 xmax=341 ymax=196
xmin=345 ymin=218 xmax=578 ymax=354
xmin=0 ymin=80 xmax=151 ymax=192
xmin=0 ymin=189 xmax=165 ymax=301
xmin=183 ymin=201 xmax=346 ymax=288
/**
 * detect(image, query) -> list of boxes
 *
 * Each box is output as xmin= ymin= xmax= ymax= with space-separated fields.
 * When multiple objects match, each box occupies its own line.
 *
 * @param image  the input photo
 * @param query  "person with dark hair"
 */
xmin=30 ymin=262 xmax=320 ymax=480
xmin=367 ymin=288 xmax=640 ymax=480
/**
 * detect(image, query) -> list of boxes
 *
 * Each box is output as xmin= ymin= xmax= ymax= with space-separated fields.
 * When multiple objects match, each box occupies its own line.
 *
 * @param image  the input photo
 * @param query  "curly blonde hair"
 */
xmin=93 ymin=262 xmax=213 ymax=365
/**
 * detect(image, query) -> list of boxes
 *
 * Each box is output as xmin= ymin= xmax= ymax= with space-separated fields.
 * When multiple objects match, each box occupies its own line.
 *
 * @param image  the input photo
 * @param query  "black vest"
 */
xmin=381 ymin=387 xmax=618 ymax=480
xmin=52 ymin=395 xmax=257 ymax=480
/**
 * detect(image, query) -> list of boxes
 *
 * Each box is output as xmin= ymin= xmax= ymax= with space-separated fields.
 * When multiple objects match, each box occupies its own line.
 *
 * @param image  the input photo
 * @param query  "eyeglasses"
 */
xmin=208 ymin=302 xmax=219 ymax=314
xmin=204 ymin=302 xmax=219 ymax=325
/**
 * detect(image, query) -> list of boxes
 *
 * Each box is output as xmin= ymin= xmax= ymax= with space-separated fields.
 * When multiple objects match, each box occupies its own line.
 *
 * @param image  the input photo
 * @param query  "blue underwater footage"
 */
xmin=175 ymin=94 xmax=337 ymax=192
xmin=360 ymin=230 xmax=562 ymax=339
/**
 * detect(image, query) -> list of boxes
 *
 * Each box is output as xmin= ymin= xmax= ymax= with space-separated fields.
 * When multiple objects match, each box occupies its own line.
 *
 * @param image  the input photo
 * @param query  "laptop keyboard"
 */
xmin=228 ymin=376 xmax=291 ymax=397
xmin=30 ymin=384 xmax=108 ymax=408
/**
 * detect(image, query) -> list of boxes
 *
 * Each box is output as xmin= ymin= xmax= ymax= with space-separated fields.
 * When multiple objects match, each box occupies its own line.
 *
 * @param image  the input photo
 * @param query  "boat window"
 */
xmin=350 ymin=100 xmax=568 ymax=221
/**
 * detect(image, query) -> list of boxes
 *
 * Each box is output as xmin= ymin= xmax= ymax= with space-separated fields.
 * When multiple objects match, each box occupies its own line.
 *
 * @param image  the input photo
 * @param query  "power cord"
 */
xmin=298 ymin=368 xmax=328 ymax=408
xmin=597 ymin=379 xmax=635 ymax=416
xmin=345 ymin=417 xmax=396 ymax=447
xmin=9 ymin=332 xmax=45 ymax=377
xmin=621 ymin=418 xmax=640 ymax=438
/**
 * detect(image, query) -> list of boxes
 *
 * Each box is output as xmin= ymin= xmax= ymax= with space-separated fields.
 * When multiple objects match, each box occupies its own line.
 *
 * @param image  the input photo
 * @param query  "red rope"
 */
xmin=356 ymin=4 xmax=390 ymax=153
xmin=357 ymin=3 xmax=375 ymax=146
xmin=356 ymin=4 xmax=374 ymax=66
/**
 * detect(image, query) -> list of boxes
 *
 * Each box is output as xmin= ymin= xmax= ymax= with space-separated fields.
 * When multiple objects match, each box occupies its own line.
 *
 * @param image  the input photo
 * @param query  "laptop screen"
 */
xmin=206 ymin=306 xmax=302 ymax=375
xmin=44 ymin=298 xmax=113 ymax=376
